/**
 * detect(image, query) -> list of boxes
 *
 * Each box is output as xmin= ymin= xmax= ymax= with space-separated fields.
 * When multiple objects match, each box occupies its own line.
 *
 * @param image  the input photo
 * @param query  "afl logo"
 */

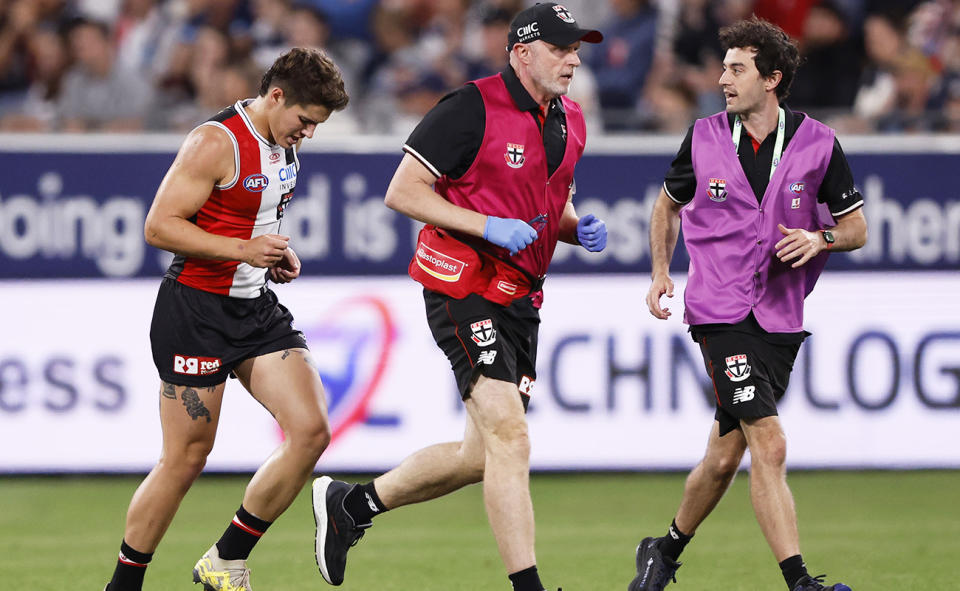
xmin=790 ymin=181 xmax=805 ymax=195
xmin=243 ymin=173 xmax=269 ymax=192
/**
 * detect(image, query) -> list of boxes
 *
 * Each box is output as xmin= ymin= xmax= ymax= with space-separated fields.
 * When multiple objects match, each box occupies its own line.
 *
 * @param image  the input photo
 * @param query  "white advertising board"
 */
xmin=0 ymin=273 xmax=957 ymax=472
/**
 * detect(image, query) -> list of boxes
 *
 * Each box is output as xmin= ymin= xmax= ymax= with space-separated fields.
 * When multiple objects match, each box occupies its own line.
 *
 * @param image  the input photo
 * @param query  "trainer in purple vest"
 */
xmin=682 ymin=111 xmax=837 ymax=333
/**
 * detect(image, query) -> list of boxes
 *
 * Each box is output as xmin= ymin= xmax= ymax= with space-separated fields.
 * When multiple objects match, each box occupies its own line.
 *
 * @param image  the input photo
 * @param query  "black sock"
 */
xmin=508 ymin=565 xmax=543 ymax=591
xmin=107 ymin=539 xmax=153 ymax=591
xmin=343 ymin=481 xmax=388 ymax=524
xmin=658 ymin=519 xmax=693 ymax=561
xmin=779 ymin=554 xmax=808 ymax=590
xmin=215 ymin=505 xmax=272 ymax=560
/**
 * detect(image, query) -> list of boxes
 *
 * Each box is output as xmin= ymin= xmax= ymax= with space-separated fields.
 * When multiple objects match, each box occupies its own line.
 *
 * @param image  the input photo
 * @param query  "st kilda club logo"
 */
xmin=553 ymin=5 xmax=575 ymax=23
xmin=708 ymin=177 xmax=727 ymax=202
xmin=505 ymin=143 xmax=526 ymax=169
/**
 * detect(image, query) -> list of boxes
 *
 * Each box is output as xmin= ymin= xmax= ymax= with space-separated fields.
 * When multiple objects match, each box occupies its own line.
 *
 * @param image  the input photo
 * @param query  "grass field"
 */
xmin=1 ymin=471 xmax=957 ymax=590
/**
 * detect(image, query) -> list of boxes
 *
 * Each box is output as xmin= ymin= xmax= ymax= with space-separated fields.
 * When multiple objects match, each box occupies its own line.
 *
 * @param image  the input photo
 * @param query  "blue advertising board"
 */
xmin=0 ymin=136 xmax=957 ymax=279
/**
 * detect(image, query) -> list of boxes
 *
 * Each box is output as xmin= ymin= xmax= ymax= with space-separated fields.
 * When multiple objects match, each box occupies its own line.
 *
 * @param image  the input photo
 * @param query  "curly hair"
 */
xmin=719 ymin=17 xmax=801 ymax=101
xmin=259 ymin=48 xmax=349 ymax=112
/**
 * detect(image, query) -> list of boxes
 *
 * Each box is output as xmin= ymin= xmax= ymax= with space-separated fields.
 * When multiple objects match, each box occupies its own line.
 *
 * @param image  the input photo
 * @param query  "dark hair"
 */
xmin=259 ymin=47 xmax=349 ymax=111
xmin=719 ymin=17 xmax=801 ymax=101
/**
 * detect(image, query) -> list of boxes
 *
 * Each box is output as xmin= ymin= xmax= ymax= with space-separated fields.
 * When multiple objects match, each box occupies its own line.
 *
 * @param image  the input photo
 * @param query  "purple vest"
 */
xmin=682 ymin=112 xmax=836 ymax=332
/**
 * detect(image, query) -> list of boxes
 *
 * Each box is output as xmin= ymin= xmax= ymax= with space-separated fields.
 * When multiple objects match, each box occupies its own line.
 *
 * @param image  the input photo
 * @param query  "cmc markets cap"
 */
xmin=507 ymin=3 xmax=604 ymax=49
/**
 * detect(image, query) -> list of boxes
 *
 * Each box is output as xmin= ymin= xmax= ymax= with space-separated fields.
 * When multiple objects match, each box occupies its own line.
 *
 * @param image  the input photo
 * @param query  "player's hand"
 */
xmin=483 ymin=216 xmax=538 ymax=256
xmin=646 ymin=272 xmax=675 ymax=319
xmin=242 ymin=234 xmax=289 ymax=267
xmin=576 ymin=213 xmax=607 ymax=252
xmin=775 ymin=224 xmax=824 ymax=268
xmin=270 ymin=246 xmax=301 ymax=283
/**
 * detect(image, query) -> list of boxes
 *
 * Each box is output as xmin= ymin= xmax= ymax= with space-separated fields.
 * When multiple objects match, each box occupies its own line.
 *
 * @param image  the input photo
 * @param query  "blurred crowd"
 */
xmin=0 ymin=0 xmax=957 ymax=135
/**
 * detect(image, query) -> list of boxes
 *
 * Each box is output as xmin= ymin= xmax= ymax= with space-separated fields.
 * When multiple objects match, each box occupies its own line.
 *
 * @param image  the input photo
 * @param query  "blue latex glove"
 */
xmin=483 ymin=216 xmax=538 ymax=256
xmin=577 ymin=213 xmax=607 ymax=252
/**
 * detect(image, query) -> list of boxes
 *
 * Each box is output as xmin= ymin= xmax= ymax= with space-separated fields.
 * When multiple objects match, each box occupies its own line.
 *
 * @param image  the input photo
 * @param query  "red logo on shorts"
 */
xmin=173 ymin=355 xmax=222 ymax=376
xmin=519 ymin=375 xmax=536 ymax=395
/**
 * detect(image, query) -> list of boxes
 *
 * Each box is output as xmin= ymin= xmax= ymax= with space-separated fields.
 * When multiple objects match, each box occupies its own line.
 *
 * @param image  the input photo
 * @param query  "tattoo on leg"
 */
xmin=299 ymin=350 xmax=319 ymax=371
xmin=181 ymin=387 xmax=211 ymax=423
xmin=161 ymin=383 xmax=177 ymax=400
xmin=281 ymin=350 xmax=291 ymax=360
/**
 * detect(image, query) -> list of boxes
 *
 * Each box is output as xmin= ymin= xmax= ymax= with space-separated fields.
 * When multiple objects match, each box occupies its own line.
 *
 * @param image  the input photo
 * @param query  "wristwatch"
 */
xmin=821 ymin=229 xmax=835 ymax=249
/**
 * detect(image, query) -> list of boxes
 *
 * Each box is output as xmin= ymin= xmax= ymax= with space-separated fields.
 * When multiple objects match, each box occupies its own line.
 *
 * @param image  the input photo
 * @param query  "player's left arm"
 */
xmin=558 ymin=183 xmax=607 ymax=252
xmin=775 ymin=137 xmax=867 ymax=267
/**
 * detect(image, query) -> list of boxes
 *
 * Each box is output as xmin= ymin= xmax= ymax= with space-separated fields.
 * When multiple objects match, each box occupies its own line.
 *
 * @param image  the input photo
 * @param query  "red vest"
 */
xmin=434 ymin=73 xmax=586 ymax=278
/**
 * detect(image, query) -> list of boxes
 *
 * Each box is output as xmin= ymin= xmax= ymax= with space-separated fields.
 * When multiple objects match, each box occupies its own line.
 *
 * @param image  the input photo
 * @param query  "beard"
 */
xmin=533 ymin=70 xmax=574 ymax=99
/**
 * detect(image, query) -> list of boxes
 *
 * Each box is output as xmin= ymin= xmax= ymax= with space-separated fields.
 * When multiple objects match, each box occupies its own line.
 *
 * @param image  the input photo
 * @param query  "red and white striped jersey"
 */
xmin=165 ymin=100 xmax=300 ymax=298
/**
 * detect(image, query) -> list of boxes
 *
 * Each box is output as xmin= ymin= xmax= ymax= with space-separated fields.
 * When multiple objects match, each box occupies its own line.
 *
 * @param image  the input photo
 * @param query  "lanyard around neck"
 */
xmin=732 ymin=107 xmax=785 ymax=181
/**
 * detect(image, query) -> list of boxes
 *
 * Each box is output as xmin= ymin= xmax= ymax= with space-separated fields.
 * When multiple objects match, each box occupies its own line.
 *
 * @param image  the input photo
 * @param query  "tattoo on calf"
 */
xmin=161 ymin=383 xmax=177 ymax=400
xmin=281 ymin=350 xmax=291 ymax=360
xmin=181 ymin=387 xmax=212 ymax=423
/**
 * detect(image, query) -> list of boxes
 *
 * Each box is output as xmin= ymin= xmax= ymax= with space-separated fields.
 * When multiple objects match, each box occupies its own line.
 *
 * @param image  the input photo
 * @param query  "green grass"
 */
xmin=1 ymin=471 xmax=956 ymax=590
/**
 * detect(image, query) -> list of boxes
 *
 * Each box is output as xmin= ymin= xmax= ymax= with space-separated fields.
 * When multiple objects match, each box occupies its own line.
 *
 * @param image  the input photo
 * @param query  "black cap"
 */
xmin=507 ymin=3 xmax=603 ymax=50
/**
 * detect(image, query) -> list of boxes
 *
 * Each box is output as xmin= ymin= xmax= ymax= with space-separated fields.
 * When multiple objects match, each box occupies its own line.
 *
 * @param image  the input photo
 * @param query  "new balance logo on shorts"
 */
xmin=732 ymin=385 xmax=756 ymax=404
xmin=173 ymin=355 xmax=222 ymax=376
xmin=477 ymin=350 xmax=497 ymax=365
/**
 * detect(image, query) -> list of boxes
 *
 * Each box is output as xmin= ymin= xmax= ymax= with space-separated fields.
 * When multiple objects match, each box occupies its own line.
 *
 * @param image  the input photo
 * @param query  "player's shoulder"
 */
xmin=181 ymin=124 xmax=234 ymax=158
xmin=173 ymin=124 xmax=236 ymax=180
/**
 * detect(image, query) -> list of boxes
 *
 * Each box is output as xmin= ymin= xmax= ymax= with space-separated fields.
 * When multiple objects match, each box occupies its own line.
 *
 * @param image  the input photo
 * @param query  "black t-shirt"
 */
xmin=665 ymin=107 xmax=865 ymax=344
xmin=403 ymin=66 xmax=570 ymax=179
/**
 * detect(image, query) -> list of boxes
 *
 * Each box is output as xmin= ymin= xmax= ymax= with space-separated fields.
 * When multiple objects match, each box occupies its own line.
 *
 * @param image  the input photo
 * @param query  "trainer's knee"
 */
xmin=714 ymin=452 xmax=744 ymax=481
xmin=702 ymin=445 xmax=743 ymax=483
xmin=751 ymin=436 xmax=787 ymax=468
xmin=485 ymin=418 xmax=530 ymax=462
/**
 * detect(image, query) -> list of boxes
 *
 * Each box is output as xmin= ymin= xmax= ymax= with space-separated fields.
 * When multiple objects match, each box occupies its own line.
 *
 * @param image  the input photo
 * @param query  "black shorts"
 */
xmin=150 ymin=278 xmax=307 ymax=387
xmin=696 ymin=331 xmax=801 ymax=436
xmin=423 ymin=290 xmax=539 ymax=409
